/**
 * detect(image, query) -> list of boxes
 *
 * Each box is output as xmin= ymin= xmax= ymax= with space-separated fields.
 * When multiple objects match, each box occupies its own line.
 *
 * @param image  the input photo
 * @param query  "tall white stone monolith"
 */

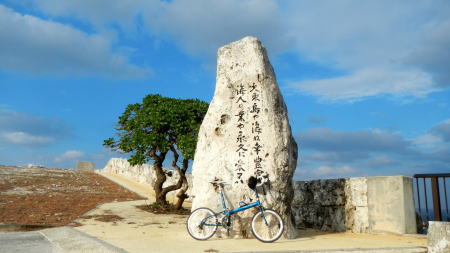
xmin=191 ymin=36 xmax=298 ymax=239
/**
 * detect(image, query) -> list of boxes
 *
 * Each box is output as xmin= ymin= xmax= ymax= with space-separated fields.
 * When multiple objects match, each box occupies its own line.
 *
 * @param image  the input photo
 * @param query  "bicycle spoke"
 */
xmin=187 ymin=208 xmax=217 ymax=240
xmin=251 ymin=209 xmax=284 ymax=242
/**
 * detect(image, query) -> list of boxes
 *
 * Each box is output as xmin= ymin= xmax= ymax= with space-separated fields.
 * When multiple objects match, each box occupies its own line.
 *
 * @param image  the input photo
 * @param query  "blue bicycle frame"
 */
xmin=201 ymin=184 xmax=268 ymax=227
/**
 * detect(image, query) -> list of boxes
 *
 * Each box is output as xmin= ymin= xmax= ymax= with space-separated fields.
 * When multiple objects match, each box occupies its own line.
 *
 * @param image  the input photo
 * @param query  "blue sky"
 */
xmin=0 ymin=0 xmax=449 ymax=180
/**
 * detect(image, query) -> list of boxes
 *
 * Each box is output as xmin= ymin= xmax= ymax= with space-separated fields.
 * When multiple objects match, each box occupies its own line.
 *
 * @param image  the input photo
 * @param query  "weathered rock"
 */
xmin=191 ymin=36 xmax=298 ymax=239
xmin=428 ymin=221 xmax=450 ymax=253
xmin=292 ymin=179 xmax=347 ymax=232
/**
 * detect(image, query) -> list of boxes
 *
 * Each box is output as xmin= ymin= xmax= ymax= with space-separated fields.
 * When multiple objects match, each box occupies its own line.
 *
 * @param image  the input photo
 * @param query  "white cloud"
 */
xmin=23 ymin=0 xmax=290 ymax=56
xmin=296 ymin=165 xmax=355 ymax=179
xmin=404 ymin=17 xmax=450 ymax=88
xmin=54 ymin=150 xmax=85 ymax=163
xmin=0 ymin=5 xmax=150 ymax=78
xmin=0 ymin=109 xmax=71 ymax=147
xmin=4 ymin=1 xmax=449 ymax=100
xmin=297 ymin=123 xmax=450 ymax=180
xmin=314 ymin=165 xmax=354 ymax=176
xmin=413 ymin=133 xmax=444 ymax=150
xmin=431 ymin=119 xmax=450 ymax=142
xmin=299 ymin=128 xmax=409 ymax=152
xmin=28 ymin=0 xmax=158 ymax=32
xmin=145 ymin=0 xmax=449 ymax=99
xmin=146 ymin=0 xmax=291 ymax=55
xmin=284 ymin=0 xmax=450 ymax=101
xmin=412 ymin=119 xmax=450 ymax=155
xmin=293 ymin=67 xmax=435 ymax=101
xmin=1 ymin=131 xmax=53 ymax=145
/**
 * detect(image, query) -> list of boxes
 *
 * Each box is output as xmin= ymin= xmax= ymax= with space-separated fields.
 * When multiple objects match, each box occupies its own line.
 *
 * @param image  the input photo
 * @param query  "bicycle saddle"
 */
xmin=247 ymin=176 xmax=258 ymax=190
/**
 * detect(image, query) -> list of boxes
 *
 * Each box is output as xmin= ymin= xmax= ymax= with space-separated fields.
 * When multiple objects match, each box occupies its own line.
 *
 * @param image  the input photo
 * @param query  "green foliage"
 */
xmin=149 ymin=201 xmax=161 ymax=209
xmin=103 ymin=94 xmax=209 ymax=166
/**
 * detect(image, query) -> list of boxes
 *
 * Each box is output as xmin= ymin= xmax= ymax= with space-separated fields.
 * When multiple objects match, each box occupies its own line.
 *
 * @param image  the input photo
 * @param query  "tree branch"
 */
xmin=160 ymin=145 xmax=184 ymax=196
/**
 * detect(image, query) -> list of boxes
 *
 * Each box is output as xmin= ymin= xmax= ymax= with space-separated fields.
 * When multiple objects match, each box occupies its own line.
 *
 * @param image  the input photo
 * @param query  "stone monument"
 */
xmin=191 ymin=36 xmax=298 ymax=239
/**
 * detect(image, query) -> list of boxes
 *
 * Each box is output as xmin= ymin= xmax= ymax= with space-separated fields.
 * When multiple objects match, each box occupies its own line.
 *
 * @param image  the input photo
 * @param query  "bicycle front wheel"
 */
xmin=187 ymin=207 xmax=217 ymax=240
xmin=251 ymin=209 xmax=284 ymax=243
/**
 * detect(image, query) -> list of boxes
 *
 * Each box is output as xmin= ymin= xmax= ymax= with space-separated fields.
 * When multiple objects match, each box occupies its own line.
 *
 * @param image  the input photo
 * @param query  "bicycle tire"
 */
xmin=251 ymin=209 xmax=284 ymax=243
xmin=186 ymin=207 xmax=218 ymax=240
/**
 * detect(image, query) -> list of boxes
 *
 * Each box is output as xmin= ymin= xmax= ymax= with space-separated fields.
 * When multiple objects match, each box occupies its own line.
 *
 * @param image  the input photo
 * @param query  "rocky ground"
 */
xmin=0 ymin=165 xmax=144 ymax=230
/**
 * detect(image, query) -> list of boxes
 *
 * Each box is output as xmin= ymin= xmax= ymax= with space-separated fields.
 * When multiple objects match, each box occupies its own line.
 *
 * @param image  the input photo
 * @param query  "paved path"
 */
xmin=228 ymin=248 xmax=426 ymax=253
xmin=0 ymin=227 xmax=127 ymax=253
xmin=95 ymin=171 xmax=154 ymax=200
xmin=96 ymin=171 xmax=190 ymax=206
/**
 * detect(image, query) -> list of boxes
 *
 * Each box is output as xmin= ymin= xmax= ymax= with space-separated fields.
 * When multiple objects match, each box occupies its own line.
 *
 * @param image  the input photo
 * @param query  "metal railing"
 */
xmin=413 ymin=173 xmax=450 ymax=227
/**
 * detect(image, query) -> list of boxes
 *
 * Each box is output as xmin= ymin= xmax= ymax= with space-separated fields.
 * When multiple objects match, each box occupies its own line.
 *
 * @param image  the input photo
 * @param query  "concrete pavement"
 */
xmin=0 ymin=227 xmax=127 ymax=253
xmin=0 ymin=230 xmax=52 ymax=253
xmin=226 ymin=248 xmax=427 ymax=253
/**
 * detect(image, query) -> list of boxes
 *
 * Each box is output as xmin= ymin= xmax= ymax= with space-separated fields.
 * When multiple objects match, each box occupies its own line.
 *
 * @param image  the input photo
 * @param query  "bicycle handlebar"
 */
xmin=209 ymin=181 xmax=229 ymax=186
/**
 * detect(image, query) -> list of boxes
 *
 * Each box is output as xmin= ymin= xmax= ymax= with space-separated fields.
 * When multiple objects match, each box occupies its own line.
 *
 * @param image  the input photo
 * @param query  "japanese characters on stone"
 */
xmin=233 ymin=81 xmax=268 ymax=184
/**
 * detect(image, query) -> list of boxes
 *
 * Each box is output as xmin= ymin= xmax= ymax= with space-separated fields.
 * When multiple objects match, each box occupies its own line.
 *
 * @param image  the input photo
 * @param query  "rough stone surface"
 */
xmin=345 ymin=177 xmax=369 ymax=233
xmin=102 ymin=158 xmax=193 ymax=201
xmin=428 ymin=221 xmax=450 ymax=253
xmin=292 ymin=176 xmax=416 ymax=235
xmin=292 ymin=179 xmax=347 ymax=232
xmin=190 ymin=36 xmax=298 ymax=239
xmin=75 ymin=161 xmax=95 ymax=171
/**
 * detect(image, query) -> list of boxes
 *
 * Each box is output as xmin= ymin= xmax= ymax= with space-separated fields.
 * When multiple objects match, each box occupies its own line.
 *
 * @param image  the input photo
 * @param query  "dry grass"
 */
xmin=0 ymin=165 xmax=144 ymax=228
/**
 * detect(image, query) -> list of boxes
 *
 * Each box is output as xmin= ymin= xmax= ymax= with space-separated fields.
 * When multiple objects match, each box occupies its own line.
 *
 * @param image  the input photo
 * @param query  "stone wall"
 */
xmin=292 ymin=179 xmax=347 ymax=232
xmin=76 ymin=161 xmax=95 ymax=171
xmin=292 ymin=176 xmax=416 ymax=235
xmin=101 ymin=158 xmax=193 ymax=201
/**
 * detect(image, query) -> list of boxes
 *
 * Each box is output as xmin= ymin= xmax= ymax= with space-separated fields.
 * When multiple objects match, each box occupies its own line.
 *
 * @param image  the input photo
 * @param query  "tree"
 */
xmin=104 ymin=94 xmax=208 ymax=209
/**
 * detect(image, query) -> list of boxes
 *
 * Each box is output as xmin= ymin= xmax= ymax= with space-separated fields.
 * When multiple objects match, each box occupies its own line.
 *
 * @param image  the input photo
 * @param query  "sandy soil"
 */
xmin=0 ymin=165 xmax=144 ymax=229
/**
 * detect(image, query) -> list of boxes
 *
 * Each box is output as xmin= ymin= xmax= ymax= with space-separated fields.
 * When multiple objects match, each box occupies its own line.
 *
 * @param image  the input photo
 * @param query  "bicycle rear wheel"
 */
xmin=187 ymin=207 xmax=217 ymax=240
xmin=251 ymin=209 xmax=284 ymax=243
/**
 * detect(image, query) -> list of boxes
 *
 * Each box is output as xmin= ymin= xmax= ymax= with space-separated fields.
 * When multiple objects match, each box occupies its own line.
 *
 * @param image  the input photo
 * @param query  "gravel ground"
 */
xmin=0 ymin=165 xmax=144 ymax=230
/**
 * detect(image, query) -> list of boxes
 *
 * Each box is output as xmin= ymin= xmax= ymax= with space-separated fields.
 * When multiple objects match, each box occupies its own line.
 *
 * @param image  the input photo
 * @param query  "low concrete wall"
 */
xmin=367 ymin=176 xmax=417 ymax=234
xmin=293 ymin=176 xmax=417 ymax=235
xmin=101 ymin=158 xmax=193 ymax=201
xmin=76 ymin=161 xmax=95 ymax=171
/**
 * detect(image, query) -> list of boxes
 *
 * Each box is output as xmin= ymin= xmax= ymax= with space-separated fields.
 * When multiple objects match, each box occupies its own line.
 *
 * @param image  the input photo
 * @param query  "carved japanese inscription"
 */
xmin=232 ymin=81 xmax=269 ymax=185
